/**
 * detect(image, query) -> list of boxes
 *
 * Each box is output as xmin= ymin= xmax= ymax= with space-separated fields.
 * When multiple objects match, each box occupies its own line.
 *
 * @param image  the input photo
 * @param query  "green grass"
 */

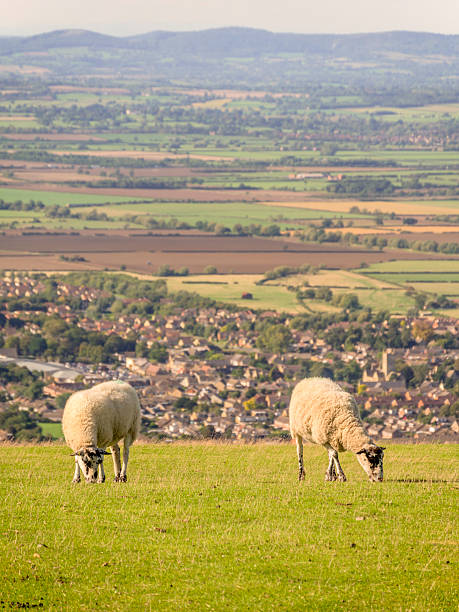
xmin=38 ymin=422 xmax=64 ymax=439
xmin=80 ymin=201 xmax=358 ymax=226
xmin=361 ymin=260 xmax=459 ymax=273
xmin=334 ymin=288 xmax=415 ymax=313
xmin=167 ymin=274 xmax=305 ymax=313
xmin=0 ymin=188 xmax=148 ymax=207
xmin=408 ymin=282 xmax=459 ymax=296
xmin=0 ymin=443 xmax=457 ymax=610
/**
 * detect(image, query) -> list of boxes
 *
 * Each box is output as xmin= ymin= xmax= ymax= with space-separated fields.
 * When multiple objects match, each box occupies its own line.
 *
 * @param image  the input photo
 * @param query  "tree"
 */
xmin=0 ymin=407 xmax=44 ymax=441
xmin=200 ymin=424 xmax=216 ymax=439
xmin=148 ymin=342 xmax=168 ymax=363
xmin=256 ymin=324 xmax=292 ymax=354
xmin=56 ymin=392 xmax=72 ymax=410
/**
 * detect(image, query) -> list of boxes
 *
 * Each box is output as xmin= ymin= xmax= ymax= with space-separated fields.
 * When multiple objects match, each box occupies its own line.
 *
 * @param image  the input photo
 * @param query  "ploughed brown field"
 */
xmin=0 ymin=231 xmax=452 ymax=274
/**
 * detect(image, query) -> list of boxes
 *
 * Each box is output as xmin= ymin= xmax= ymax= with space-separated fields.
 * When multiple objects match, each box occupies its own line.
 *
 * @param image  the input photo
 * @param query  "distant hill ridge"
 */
xmin=0 ymin=27 xmax=458 ymax=57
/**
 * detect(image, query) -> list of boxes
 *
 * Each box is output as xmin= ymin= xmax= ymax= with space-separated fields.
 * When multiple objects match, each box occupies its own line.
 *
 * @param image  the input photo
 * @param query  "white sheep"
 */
xmin=289 ymin=377 xmax=384 ymax=482
xmin=62 ymin=380 xmax=141 ymax=483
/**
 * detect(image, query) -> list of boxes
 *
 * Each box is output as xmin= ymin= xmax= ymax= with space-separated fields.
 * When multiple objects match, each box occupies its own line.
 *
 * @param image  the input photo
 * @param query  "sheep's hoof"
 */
xmin=338 ymin=474 xmax=347 ymax=482
xmin=298 ymin=470 xmax=305 ymax=482
xmin=114 ymin=475 xmax=127 ymax=483
xmin=97 ymin=477 xmax=105 ymax=484
xmin=72 ymin=478 xmax=80 ymax=484
xmin=325 ymin=472 xmax=337 ymax=482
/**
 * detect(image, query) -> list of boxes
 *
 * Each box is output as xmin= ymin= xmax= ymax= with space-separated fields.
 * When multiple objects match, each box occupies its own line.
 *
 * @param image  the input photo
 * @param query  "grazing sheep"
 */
xmin=289 ymin=377 xmax=384 ymax=482
xmin=62 ymin=380 xmax=140 ymax=483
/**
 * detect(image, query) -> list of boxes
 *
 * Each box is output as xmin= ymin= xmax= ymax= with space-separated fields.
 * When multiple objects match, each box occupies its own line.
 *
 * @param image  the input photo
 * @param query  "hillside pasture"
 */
xmin=358 ymin=260 xmax=459 ymax=310
xmin=167 ymin=274 xmax=305 ymax=313
xmin=0 ymin=443 xmax=457 ymax=611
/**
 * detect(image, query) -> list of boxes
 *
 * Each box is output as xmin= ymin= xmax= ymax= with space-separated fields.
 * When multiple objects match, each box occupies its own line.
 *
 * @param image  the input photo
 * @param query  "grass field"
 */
xmin=361 ymin=260 xmax=459 ymax=273
xmin=0 ymin=443 xmax=457 ymax=611
xmin=0 ymin=187 xmax=147 ymax=207
xmin=265 ymin=199 xmax=459 ymax=216
xmin=167 ymin=274 xmax=306 ymax=313
xmin=38 ymin=422 xmax=64 ymax=439
xmin=74 ymin=200 xmax=359 ymax=226
xmin=408 ymin=282 xmax=459 ymax=296
xmin=359 ymin=260 xmax=459 ymax=307
xmin=165 ymin=269 xmax=444 ymax=315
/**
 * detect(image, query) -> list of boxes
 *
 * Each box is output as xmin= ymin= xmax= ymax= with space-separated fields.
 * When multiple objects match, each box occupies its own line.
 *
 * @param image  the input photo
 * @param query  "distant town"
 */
xmin=1 ymin=272 xmax=457 ymax=443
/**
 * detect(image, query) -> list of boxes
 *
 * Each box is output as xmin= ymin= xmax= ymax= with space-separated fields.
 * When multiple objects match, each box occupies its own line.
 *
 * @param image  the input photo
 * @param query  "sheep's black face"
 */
xmin=75 ymin=448 xmax=106 ymax=483
xmin=356 ymin=445 xmax=385 ymax=482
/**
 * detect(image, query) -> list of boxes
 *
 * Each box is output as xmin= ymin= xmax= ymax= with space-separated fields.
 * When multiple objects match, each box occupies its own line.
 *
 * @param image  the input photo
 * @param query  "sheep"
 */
xmin=289 ymin=377 xmax=384 ymax=482
xmin=62 ymin=380 xmax=140 ymax=483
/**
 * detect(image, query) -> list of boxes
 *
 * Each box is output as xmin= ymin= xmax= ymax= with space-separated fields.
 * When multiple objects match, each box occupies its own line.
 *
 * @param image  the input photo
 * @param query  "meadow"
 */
xmin=0 ymin=188 xmax=146 ymax=207
xmin=0 ymin=443 xmax=457 ymax=611
xmin=167 ymin=274 xmax=306 ymax=313
xmin=166 ymin=270 xmax=418 ymax=315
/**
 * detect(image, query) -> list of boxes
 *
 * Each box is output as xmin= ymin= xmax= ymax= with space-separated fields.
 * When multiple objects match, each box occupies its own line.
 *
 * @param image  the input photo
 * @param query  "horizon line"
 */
xmin=0 ymin=26 xmax=458 ymax=39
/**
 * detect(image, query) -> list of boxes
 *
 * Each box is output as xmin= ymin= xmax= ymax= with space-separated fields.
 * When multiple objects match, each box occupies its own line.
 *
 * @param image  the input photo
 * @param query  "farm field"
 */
xmin=0 ymin=231 xmax=450 ymax=275
xmin=356 ymin=260 xmax=459 ymax=311
xmin=166 ymin=274 xmax=307 ymax=313
xmin=0 ymin=187 xmax=146 ymax=207
xmin=0 ymin=443 xmax=457 ymax=611
xmin=72 ymin=200 xmax=361 ymax=225
xmin=164 ymin=265 xmax=459 ymax=315
xmin=264 ymin=199 xmax=459 ymax=216
xmin=161 ymin=270 xmax=414 ymax=315
xmin=0 ymin=79 xmax=458 ymax=317
xmin=360 ymin=260 xmax=459 ymax=273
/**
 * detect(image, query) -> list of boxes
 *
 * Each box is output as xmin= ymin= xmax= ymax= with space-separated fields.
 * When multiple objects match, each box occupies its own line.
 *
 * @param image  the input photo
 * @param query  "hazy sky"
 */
xmin=2 ymin=0 xmax=458 ymax=37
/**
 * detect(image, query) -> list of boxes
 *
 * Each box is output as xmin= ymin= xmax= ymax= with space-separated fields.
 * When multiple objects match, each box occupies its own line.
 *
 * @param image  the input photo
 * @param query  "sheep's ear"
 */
xmin=356 ymin=449 xmax=366 ymax=455
xmin=101 ymin=450 xmax=111 ymax=455
xmin=379 ymin=446 xmax=386 ymax=451
xmin=70 ymin=450 xmax=83 ymax=456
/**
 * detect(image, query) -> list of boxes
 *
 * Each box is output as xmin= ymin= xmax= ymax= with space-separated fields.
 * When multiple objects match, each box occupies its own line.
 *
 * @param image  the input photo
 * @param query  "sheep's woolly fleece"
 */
xmin=289 ymin=377 xmax=370 ymax=453
xmin=62 ymin=380 xmax=140 ymax=451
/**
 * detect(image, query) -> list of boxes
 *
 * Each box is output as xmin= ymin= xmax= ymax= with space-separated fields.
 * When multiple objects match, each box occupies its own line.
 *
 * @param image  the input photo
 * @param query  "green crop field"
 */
xmin=0 ymin=443 xmax=457 ymax=611
xmin=370 ymin=273 xmax=459 ymax=284
xmin=0 ymin=188 xmax=148 ymax=207
xmin=361 ymin=260 xmax=459 ymax=273
xmin=83 ymin=201 xmax=358 ymax=226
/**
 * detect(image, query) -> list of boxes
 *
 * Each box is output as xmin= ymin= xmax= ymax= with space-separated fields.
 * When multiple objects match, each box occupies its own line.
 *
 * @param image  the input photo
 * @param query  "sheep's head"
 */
xmin=356 ymin=444 xmax=385 ymax=482
xmin=72 ymin=447 xmax=110 ymax=483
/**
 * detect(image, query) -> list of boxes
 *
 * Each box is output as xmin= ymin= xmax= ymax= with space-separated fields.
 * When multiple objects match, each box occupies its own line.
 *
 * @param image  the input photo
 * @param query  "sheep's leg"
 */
xmin=325 ymin=444 xmax=346 ymax=482
xmin=296 ymin=435 xmax=305 ymax=481
xmin=72 ymin=457 xmax=81 ymax=483
xmin=333 ymin=453 xmax=347 ymax=482
xmin=325 ymin=447 xmax=338 ymax=481
xmin=118 ymin=435 xmax=133 ymax=483
xmin=111 ymin=443 xmax=122 ymax=481
xmin=97 ymin=460 xmax=105 ymax=484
